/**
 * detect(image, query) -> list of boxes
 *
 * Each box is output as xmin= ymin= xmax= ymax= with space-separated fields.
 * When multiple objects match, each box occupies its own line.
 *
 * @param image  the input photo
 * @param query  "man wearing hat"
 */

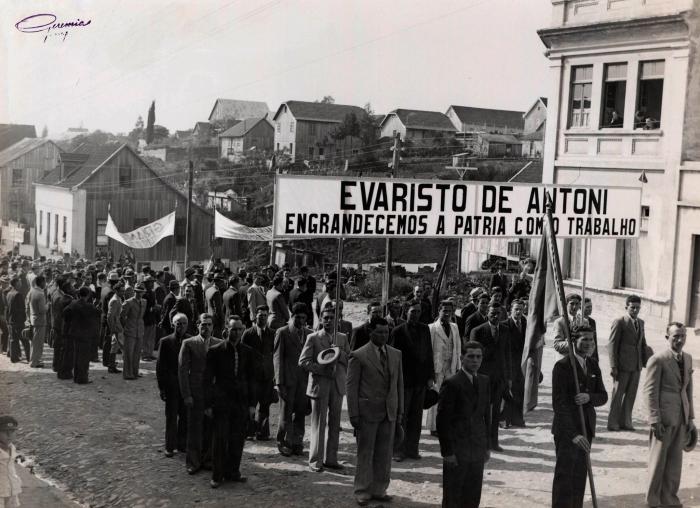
xmin=0 ymin=276 xmax=10 ymax=355
xmin=141 ymin=275 xmax=159 ymax=361
xmin=160 ymin=281 xmax=181 ymax=336
xmin=120 ymin=282 xmax=147 ymax=380
xmin=52 ymin=280 xmax=74 ymax=377
xmin=0 ymin=415 xmax=22 ymax=508
xmin=458 ymin=287 xmax=484 ymax=339
xmin=107 ymin=283 xmax=125 ymax=374
xmin=205 ymin=273 xmax=225 ymax=339
xmin=100 ymin=272 xmax=120 ymax=367
xmin=62 ymin=287 xmax=100 ymax=384
xmin=27 ymin=275 xmax=48 ymax=368
xmin=6 ymin=277 xmax=29 ymax=363
xmin=644 ymin=322 xmax=695 ymax=508
xmin=299 ymin=303 xmax=350 ymax=472
xmin=162 ymin=266 xmax=175 ymax=286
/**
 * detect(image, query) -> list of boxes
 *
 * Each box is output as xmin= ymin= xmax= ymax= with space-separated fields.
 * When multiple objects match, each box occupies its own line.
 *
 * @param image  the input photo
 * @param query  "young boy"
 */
xmin=0 ymin=416 xmax=21 ymax=508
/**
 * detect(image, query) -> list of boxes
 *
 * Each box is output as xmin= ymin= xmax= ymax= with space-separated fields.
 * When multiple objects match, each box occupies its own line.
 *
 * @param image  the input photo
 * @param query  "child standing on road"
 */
xmin=0 ymin=416 xmax=22 ymax=508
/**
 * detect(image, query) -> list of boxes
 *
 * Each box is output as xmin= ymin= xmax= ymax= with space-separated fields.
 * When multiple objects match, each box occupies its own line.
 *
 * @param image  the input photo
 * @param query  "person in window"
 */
xmin=609 ymin=110 xmax=623 ymax=127
xmin=644 ymin=117 xmax=658 ymax=130
xmin=635 ymin=110 xmax=647 ymax=129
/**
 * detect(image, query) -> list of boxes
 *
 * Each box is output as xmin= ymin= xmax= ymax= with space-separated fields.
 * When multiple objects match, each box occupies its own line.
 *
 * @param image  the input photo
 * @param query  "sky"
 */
xmin=1 ymin=0 xmax=553 ymax=136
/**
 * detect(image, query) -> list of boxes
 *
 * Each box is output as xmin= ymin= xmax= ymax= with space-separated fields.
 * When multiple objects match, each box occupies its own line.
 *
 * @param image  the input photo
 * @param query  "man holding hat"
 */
xmin=120 ymin=282 xmax=147 ymax=380
xmin=644 ymin=322 xmax=695 ymax=508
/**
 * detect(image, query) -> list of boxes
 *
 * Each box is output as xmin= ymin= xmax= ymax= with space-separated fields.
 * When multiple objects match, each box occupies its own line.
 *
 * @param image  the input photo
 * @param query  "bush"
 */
xmin=357 ymin=271 xmax=414 ymax=299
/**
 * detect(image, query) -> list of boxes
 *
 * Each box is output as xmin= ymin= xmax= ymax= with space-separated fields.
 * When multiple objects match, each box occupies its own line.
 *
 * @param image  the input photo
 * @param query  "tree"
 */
xmin=41 ymin=125 xmax=48 ymax=138
xmin=359 ymin=103 xmax=379 ymax=147
xmin=318 ymin=95 xmax=335 ymax=104
xmin=146 ymin=101 xmax=155 ymax=144
xmin=128 ymin=115 xmax=145 ymax=144
xmin=152 ymin=125 xmax=169 ymax=143
xmin=135 ymin=115 xmax=144 ymax=130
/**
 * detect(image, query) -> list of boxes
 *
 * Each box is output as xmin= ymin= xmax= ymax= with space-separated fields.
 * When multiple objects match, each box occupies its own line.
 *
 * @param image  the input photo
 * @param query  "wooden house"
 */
xmin=379 ymin=109 xmax=457 ymax=143
xmin=34 ymin=143 xmax=238 ymax=263
xmin=0 ymin=138 xmax=62 ymax=227
xmin=521 ymin=97 xmax=548 ymax=157
xmin=445 ymin=105 xmax=524 ymax=136
xmin=0 ymin=124 xmax=37 ymax=152
xmin=219 ymin=117 xmax=274 ymax=160
xmin=208 ymin=99 xmax=271 ymax=124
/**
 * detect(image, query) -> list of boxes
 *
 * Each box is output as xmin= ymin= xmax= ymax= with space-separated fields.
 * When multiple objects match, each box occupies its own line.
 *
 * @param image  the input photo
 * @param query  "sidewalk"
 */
xmin=15 ymin=463 xmax=81 ymax=508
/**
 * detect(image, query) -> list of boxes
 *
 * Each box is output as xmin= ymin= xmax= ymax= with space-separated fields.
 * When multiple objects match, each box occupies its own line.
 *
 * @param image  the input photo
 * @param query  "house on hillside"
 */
xmin=219 ymin=117 xmax=274 ymax=160
xmin=272 ymin=101 xmax=366 ymax=162
xmin=521 ymin=97 xmax=548 ymax=157
xmin=208 ymin=99 xmax=271 ymax=124
xmin=472 ymin=133 xmax=523 ymax=157
xmin=445 ymin=106 xmax=524 ymax=136
xmin=0 ymin=138 xmax=62 ymax=227
xmin=379 ymin=109 xmax=456 ymax=143
xmin=34 ymin=143 xmax=238 ymax=263
xmin=192 ymin=122 xmax=215 ymax=146
xmin=0 ymin=124 xmax=37 ymax=152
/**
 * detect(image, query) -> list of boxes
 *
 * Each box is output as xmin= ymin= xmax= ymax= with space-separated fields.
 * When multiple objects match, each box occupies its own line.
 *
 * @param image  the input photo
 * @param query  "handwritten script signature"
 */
xmin=16 ymin=13 xmax=91 ymax=43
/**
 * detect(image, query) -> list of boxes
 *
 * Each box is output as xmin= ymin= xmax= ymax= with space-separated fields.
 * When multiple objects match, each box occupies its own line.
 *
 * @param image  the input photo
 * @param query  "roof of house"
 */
xmin=0 ymin=124 xmax=37 ymax=152
xmin=519 ymin=129 xmax=544 ymax=141
xmin=0 ymin=138 xmax=57 ymax=167
xmin=383 ymin=109 xmax=457 ymax=132
xmin=208 ymin=99 xmax=270 ymax=122
xmin=194 ymin=121 xmax=212 ymax=131
xmin=175 ymin=129 xmax=192 ymax=137
xmin=479 ymin=133 xmax=522 ymax=144
xmin=219 ymin=117 xmax=272 ymax=138
xmin=523 ymin=97 xmax=549 ymax=118
xmin=509 ymin=161 xmax=543 ymax=183
xmin=447 ymin=106 xmax=524 ymax=131
xmin=273 ymin=101 xmax=366 ymax=123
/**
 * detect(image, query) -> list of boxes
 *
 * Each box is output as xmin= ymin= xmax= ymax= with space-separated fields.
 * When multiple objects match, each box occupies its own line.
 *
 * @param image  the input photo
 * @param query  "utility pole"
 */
xmin=382 ymin=133 xmax=401 ymax=307
xmin=184 ymin=160 xmax=194 ymax=267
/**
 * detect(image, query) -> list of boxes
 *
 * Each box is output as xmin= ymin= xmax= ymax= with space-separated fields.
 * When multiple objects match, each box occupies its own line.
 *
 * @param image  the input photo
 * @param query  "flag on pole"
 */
xmin=214 ymin=210 xmax=272 ymax=241
xmin=521 ymin=231 xmax=560 ymax=412
xmin=105 ymin=210 xmax=176 ymax=249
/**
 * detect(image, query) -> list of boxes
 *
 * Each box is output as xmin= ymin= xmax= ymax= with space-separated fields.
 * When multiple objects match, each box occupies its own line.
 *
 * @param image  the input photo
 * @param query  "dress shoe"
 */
xmin=278 ymin=443 xmax=293 ymax=457
xmin=491 ymin=444 xmax=504 ymax=452
xmin=406 ymin=454 xmax=422 ymax=460
xmin=187 ymin=466 xmax=201 ymax=475
xmin=123 ymin=376 xmax=137 ymax=381
xmin=292 ymin=446 xmax=304 ymax=456
xmin=108 ymin=366 xmax=121 ymax=374
xmin=323 ymin=462 xmax=344 ymax=470
xmin=30 ymin=364 xmax=45 ymax=369
xmin=622 ymin=426 xmax=636 ymax=432
xmin=210 ymin=480 xmax=221 ymax=489
xmin=607 ymin=426 xmax=621 ymax=432
xmin=137 ymin=373 xmax=144 ymax=377
xmin=393 ymin=455 xmax=405 ymax=462
xmin=309 ymin=465 xmax=324 ymax=473
xmin=356 ymin=499 xmax=370 ymax=506
xmin=164 ymin=450 xmax=174 ymax=458
xmin=372 ymin=494 xmax=393 ymax=502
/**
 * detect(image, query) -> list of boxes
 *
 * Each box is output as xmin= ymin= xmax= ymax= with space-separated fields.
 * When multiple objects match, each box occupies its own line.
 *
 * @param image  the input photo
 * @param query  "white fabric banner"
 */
xmin=214 ymin=210 xmax=272 ymax=241
xmin=105 ymin=211 xmax=176 ymax=249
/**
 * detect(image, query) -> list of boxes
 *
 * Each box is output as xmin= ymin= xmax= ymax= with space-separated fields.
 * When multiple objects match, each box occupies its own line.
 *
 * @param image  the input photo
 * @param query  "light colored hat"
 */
xmin=317 ymin=346 xmax=340 ymax=365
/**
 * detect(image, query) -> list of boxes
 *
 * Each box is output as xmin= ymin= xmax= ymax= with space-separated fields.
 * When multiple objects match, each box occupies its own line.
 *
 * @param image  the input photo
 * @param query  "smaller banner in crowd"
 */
xmin=214 ymin=210 xmax=273 ymax=241
xmin=105 ymin=211 xmax=175 ymax=249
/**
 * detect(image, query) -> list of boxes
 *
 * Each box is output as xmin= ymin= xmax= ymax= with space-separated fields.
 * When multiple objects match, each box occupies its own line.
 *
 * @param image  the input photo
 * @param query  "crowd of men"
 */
xmin=0 ymin=255 xmax=695 ymax=508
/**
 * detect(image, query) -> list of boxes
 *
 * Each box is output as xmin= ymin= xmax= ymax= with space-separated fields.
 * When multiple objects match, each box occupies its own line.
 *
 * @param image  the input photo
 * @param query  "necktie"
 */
xmin=380 ymin=347 xmax=388 ymax=374
xmin=633 ymin=320 xmax=639 ymax=334
xmin=516 ymin=319 xmax=522 ymax=333
xmin=234 ymin=347 xmax=239 ymax=377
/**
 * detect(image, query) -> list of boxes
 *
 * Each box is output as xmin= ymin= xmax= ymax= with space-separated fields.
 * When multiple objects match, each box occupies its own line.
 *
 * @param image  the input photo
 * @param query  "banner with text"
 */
xmin=214 ymin=210 xmax=273 ymax=241
xmin=105 ymin=211 xmax=176 ymax=249
xmin=273 ymin=175 xmax=641 ymax=239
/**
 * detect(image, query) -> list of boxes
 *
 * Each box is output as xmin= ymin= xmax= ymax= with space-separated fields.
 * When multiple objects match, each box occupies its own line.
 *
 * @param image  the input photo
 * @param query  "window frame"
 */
xmin=96 ymin=219 xmax=108 ymax=247
xmin=119 ymin=165 xmax=132 ymax=188
xmin=11 ymin=168 xmax=24 ymax=187
xmin=600 ymin=62 xmax=627 ymax=129
xmin=62 ymin=216 xmax=67 ymax=243
xmin=616 ymin=238 xmax=644 ymax=290
xmin=568 ymin=65 xmax=593 ymax=129
xmin=635 ymin=60 xmax=665 ymax=130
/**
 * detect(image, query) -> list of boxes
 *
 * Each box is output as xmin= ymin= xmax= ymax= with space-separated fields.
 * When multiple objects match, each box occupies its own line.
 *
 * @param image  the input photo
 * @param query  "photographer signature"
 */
xmin=15 ymin=13 xmax=91 ymax=43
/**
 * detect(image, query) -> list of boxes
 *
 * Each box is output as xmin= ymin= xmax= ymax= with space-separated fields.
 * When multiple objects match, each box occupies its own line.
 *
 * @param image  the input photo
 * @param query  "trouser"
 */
xmin=504 ymin=368 xmax=526 ymax=426
xmin=253 ymin=379 xmax=274 ymax=438
xmin=186 ymin=396 xmax=212 ymax=470
xmin=110 ymin=332 xmax=124 ymax=355
xmin=58 ymin=332 xmax=74 ymax=379
xmin=142 ymin=325 xmax=156 ymax=358
xmin=211 ymin=405 xmax=247 ymax=482
xmin=607 ymin=370 xmax=640 ymax=429
xmin=101 ymin=320 xmax=111 ymax=365
xmin=646 ymin=423 xmax=685 ymax=507
xmin=91 ymin=322 xmax=100 ymax=361
xmin=490 ymin=378 xmax=505 ymax=446
xmin=552 ymin=435 xmax=592 ymax=508
xmin=395 ymin=385 xmax=425 ymax=457
xmin=277 ymin=381 xmax=308 ymax=448
xmin=442 ymin=458 xmax=485 ymax=508
xmin=164 ymin=389 xmax=188 ymax=453
xmin=52 ymin=328 xmax=64 ymax=372
xmin=30 ymin=324 xmax=46 ymax=367
xmin=309 ymin=384 xmax=343 ymax=468
xmin=9 ymin=324 xmax=30 ymax=363
xmin=0 ymin=318 xmax=9 ymax=353
xmin=122 ymin=334 xmax=142 ymax=379
xmin=73 ymin=338 xmax=91 ymax=383
xmin=354 ymin=416 xmax=395 ymax=502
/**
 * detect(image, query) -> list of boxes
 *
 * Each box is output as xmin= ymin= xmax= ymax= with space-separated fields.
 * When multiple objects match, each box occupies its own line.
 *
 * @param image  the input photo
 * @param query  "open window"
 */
xmin=601 ymin=63 xmax=627 ymax=128
xmin=635 ymin=60 xmax=664 ymax=130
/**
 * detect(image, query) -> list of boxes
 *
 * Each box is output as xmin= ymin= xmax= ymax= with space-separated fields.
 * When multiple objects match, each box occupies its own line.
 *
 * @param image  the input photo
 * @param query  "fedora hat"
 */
xmin=685 ymin=426 xmax=697 ymax=452
xmin=133 ymin=282 xmax=146 ymax=292
xmin=423 ymin=388 xmax=439 ymax=409
xmin=317 ymin=347 xmax=340 ymax=365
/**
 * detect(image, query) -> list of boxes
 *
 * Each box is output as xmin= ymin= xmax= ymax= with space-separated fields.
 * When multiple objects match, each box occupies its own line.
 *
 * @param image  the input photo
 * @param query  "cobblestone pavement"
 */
xmin=1 ymin=302 xmax=699 ymax=507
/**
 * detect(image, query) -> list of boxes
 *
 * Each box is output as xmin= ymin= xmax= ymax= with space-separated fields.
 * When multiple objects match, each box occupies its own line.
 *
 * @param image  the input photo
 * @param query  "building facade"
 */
xmin=219 ymin=117 xmax=274 ymax=160
xmin=379 ymin=109 xmax=457 ymax=143
xmin=521 ymin=97 xmax=548 ymax=157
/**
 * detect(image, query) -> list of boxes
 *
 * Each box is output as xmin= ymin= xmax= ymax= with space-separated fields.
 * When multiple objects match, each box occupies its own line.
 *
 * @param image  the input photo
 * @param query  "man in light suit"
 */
xmin=267 ymin=275 xmax=290 ymax=331
xmin=120 ymin=282 xmax=147 ymax=380
xmin=608 ymin=294 xmax=650 ymax=431
xmin=347 ymin=318 xmax=404 ymax=506
xmin=274 ymin=303 xmax=312 ymax=456
xmin=644 ymin=322 xmax=695 ymax=508
xmin=552 ymin=293 xmax=582 ymax=358
xmin=299 ymin=303 xmax=350 ymax=472
xmin=437 ymin=341 xmax=491 ymax=508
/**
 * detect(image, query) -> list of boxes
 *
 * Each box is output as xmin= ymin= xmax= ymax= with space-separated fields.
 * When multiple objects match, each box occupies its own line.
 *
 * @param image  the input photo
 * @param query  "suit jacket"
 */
xmin=223 ymin=287 xmax=246 ymax=325
xmin=143 ymin=289 xmax=158 ymax=327
xmin=120 ymin=297 xmax=146 ymax=338
xmin=644 ymin=349 xmax=694 ymax=427
xmin=99 ymin=287 xmax=114 ymax=320
xmin=390 ymin=321 xmax=434 ymax=388
xmin=552 ymin=355 xmax=608 ymax=441
xmin=204 ymin=341 xmax=257 ymax=411
xmin=63 ymin=299 xmax=100 ymax=341
xmin=274 ymin=324 xmax=312 ymax=388
xmin=471 ymin=321 xmax=510 ymax=383
xmin=501 ymin=316 xmax=527 ymax=380
xmin=205 ymin=286 xmax=224 ymax=333
xmin=266 ymin=287 xmax=290 ymax=329
xmin=51 ymin=290 xmax=73 ymax=331
xmin=490 ymin=273 xmax=509 ymax=295
xmin=457 ymin=302 xmax=477 ymax=338
xmin=27 ymin=287 xmax=48 ymax=326
xmin=160 ymin=291 xmax=178 ymax=332
xmin=178 ymin=334 xmax=221 ymax=400
xmin=299 ymin=330 xmax=350 ymax=398
xmin=350 ymin=322 xmax=372 ymax=351
xmin=463 ymin=311 xmax=487 ymax=344
xmin=169 ymin=297 xmax=195 ymax=334
xmin=429 ymin=321 xmax=462 ymax=386
xmin=247 ymin=284 xmax=267 ymax=322
xmin=346 ymin=342 xmax=404 ymax=423
xmin=157 ymin=332 xmax=190 ymax=395
xmin=608 ymin=315 xmax=648 ymax=372
xmin=241 ymin=325 xmax=275 ymax=382
xmin=107 ymin=294 xmax=123 ymax=334
xmin=436 ymin=370 xmax=491 ymax=462
xmin=6 ymin=289 xmax=25 ymax=326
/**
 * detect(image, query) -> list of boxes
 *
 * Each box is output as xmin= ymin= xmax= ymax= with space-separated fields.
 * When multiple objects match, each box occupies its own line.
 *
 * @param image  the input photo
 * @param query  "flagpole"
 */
xmin=581 ymin=237 xmax=588 ymax=324
xmin=544 ymin=193 xmax=598 ymax=508
xmin=170 ymin=199 xmax=177 ymax=272
xmin=334 ymin=237 xmax=344 ymax=343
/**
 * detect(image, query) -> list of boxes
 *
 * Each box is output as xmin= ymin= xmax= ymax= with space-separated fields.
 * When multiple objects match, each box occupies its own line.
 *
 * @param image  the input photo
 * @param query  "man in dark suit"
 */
xmin=489 ymin=263 xmax=509 ymax=296
xmin=347 ymin=318 xmax=403 ymax=506
xmin=6 ymin=277 xmax=29 ymax=363
xmin=607 ymin=294 xmax=650 ymax=431
xmin=241 ymin=305 xmax=276 ymax=440
xmin=99 ymin=273 xmax=119 ymax=367
xmin=350 ymin=302 xmax=383 ymax=351
xmin=462 ymin=294 xmax=490 ymax=347
xmin=170 ymin=284 xmax=195 ymax=335
xmin=470 ymin=302 xmax=510 ymax=451
xmin=457 ymin=288 xmax=485 ymax=339
xmin=582 ymin=298 xmax=599 ymax=362
xmin=204 ymin=315 xmax=257 ymax=488
xmin=267 ymin=275 xmax=290 ymax=331
xmin=51 ymin=280 xmax=74 ymax=374
xmin=205 ymin=275 xmax=225 ymax=338
xmin=288 ymin=277 xmax=309 ymax=317
xmin=390 ymin=300 xmax=434 ymax=461
xmin=273 ymin=303 xmax=312 ymax=456
xmin=62 ymin=287 xmax=100 ymax=384
xmin=501 ymin=299 xmax=527 ymax=428
xmin=157 ymin=313 xmax=190 ymax=457
xmin=551 ymin=326 xmax=608 ymax=508
xmin=437 ymin=341 xmax=491 ymax=508
xmin=223 ymin=276 xmax=247 ymax=328
xmin=159 ymin=281 xmax=180 ymax=336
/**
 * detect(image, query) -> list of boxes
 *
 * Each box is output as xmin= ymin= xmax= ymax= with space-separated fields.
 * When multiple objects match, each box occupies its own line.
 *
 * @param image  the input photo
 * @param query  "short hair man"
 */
xmin=350 ymin=302 xmax=383 ymax=351
xmin=552 ymin=294 xmax=583 ymax=358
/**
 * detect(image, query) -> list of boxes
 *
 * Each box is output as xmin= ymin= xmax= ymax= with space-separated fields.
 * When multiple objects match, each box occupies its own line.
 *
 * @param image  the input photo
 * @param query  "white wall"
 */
xmin=379 ymin=115 xmax=406 ymax=140
xmin=35 ymin=185 xmax=74 ymax=256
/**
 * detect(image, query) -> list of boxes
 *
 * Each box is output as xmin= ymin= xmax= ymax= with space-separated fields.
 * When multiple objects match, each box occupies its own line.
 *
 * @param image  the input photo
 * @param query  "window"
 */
xmin=119 ymin=165 xmax=132 ymax=187
xmin=96 ymin=219 xmax=108 ymax=246
xmin=12 ymin=169 xmax=24 ymax=187
xmin=175 ymin=217 xmax=186 ymax=246
xmin=636 ymin=60 xmax=664 ymax=129
xmin=228 ymin=148 xmax=235 ymax=155
xmin=601 ymin=63 xmax=627 ymax=128
xmin=617 ymin=239 xmax=644 ymax=289
xmin=62 ymin=216 xmax=67 ymax=242
xmin=309 ymin=123 xmax=317 ymax=136
xmin=569 ymin=65 xmax=593 ymax=128
xmin=641 ymin=205 xmax=650 ymax=232
xmin=39 ymin=211 xmax=43 ymax=235
xmin=290 ymin=142 xmax=293 ymax=154
xmin=564 ymin=239 xmax=583 ymax=280
xmin=276 ymin=122 xmax=281 ymax=133
xmin=289 ymin=121 xmax=295 ymax=133
xmin=54 ymin=214 xmax=59 ymax=245
xmin=308 ymin=146 xmax=314 ymax=158
xmin=318 ymin=147 xmax=324 ymax=156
